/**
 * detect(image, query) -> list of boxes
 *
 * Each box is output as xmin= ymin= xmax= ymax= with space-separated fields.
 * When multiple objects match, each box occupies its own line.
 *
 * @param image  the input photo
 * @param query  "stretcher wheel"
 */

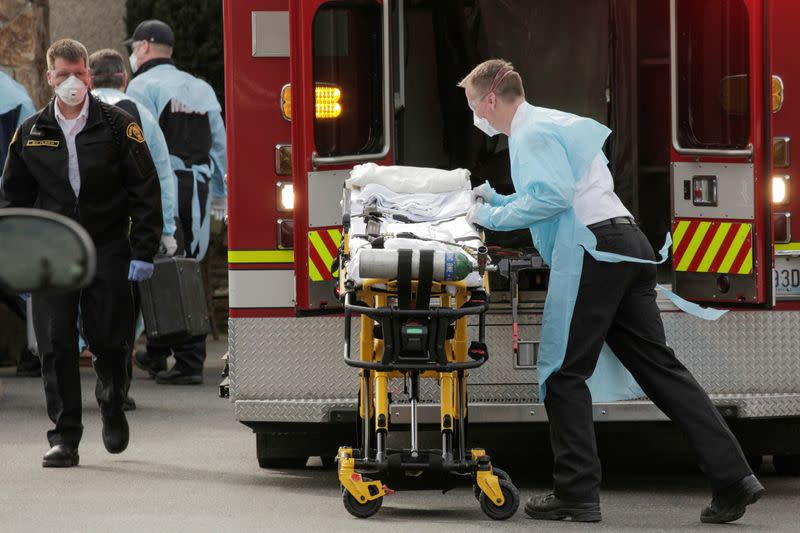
xmin=479 ymin=479 xmax=519 ymax=521
xmin=342 ymin=480 xmax=383 ymax=518
xmin=473 ymin=467 xmax=511 ymax=500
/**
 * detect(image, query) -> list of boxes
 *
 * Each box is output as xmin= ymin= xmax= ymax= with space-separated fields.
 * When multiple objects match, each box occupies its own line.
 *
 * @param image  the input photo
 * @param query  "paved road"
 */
xmin=1 ymin=337 xmax=798 ymax=532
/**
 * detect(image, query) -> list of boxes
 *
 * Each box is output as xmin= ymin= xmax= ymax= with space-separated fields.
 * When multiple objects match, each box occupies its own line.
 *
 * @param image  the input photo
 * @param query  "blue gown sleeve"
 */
xmin=208 ymin=110 xmax=227 ymax=198
xmin=476 ymin=133 xmax=575 ymax=231
xmin=140 ymin=108 xmax=177 ymax=236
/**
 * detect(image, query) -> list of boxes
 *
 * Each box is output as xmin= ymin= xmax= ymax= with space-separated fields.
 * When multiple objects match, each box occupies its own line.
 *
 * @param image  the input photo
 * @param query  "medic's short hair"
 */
xmin=47 ymin=39 xmax=89 ymax=71
xmin=89 ymin=49 xmax=127 ymax=89
xmin=458 ymin=59 xmax=524 ymax=102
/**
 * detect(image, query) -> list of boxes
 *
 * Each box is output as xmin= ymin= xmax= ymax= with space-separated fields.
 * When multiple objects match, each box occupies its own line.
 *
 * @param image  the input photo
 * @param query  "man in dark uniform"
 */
xmin=0 ymin=39 xmax=163 ymax=467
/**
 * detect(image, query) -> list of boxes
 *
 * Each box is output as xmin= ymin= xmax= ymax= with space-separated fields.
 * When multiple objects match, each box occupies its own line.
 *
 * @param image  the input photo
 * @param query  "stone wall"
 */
xmin=49 ymin=0 xmax=127 ymax=62
xmin=0 ymin=0 xmax=50 ymax=107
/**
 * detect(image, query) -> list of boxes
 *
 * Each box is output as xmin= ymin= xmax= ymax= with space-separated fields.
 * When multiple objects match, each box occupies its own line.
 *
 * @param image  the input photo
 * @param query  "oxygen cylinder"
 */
xmin=359 ymin=249 xmax=474 ymax=281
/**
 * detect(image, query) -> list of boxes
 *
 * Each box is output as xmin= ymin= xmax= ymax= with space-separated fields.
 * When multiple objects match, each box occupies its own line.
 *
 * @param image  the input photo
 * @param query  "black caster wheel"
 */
xmin=342 ymin=480 xmax=383 ymax=518
xmin=473 ymin=467 xmax=511 ymax=501
xmin=479 ymin=479 xmax=520 ymax=521
xmin=774 ymin=455 xmax=800 ymax=476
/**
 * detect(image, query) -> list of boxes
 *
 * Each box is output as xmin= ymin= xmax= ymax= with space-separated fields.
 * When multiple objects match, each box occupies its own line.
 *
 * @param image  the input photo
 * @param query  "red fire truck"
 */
xmin=222 ymin=0 xmax=800 ymax=473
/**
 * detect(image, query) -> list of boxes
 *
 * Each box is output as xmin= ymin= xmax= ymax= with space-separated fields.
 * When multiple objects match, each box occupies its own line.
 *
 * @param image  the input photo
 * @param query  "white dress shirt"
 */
xmin=509 ymin=102 xmax=632 ymax=226
xmin=54 ymin=96 xmax=90 ymax=199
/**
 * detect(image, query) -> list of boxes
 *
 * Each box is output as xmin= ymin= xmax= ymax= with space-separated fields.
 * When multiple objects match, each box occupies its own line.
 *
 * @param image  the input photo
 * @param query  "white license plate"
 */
xmin=774 ymin=256 xmax=800 ymax=295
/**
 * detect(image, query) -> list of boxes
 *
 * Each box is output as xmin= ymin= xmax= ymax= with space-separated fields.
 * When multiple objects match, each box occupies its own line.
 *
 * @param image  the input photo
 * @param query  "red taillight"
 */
xmin=277 ymin=219 xmax=294 ymax=249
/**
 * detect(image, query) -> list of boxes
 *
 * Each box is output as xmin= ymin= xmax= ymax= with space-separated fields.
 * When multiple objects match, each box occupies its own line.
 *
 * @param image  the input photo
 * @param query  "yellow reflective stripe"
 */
xmin=308 ymin=258 xmax=323 ymax=281
xmin=308 ymin=231 xmax=335 ymax=265
xmin=228 ymin=250 xmax=295 ymax=263
xmin=676 ymin=221 xmax=710 ymax=272
xmin=672 ymin=220 xmax=690 ymax=250
xmin=719 ymin=224 xmax=751 ymax=273
xmin=738 ymin=247 xmax=753 ymax=275
xmin=776 ymin=242 xmax=800 ymax=252
xmin=697 ymin=222 xmax=731 ymax=272
xmin=328 ymin=228 xmax=342 ymax=247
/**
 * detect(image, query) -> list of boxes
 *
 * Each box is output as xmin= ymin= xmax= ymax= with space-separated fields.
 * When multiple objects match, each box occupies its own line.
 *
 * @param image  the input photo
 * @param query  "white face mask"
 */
xmin=129 ymin=51 xmax=139 ymax=73
xmin=473 ymin=112 xmax=500 ymax=137
xmin=54 ymin=75 xmax=88 ymax=107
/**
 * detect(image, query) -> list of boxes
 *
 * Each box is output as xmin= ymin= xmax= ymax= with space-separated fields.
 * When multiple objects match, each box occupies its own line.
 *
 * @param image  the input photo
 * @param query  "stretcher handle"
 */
xmin=344 ymin=301 xmax=489 ymax=318
xmin=342 ymin=292 xmax=489 ymax=370
xmin=342 ymin=357 xmax=487 ymax=371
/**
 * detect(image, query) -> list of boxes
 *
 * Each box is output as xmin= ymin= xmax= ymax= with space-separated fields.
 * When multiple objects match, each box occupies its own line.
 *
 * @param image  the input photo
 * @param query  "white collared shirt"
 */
xmin=509 ymin=102 xmax=632 ymax=226
xmin=54 ymin=96 xmax=90 ymax=198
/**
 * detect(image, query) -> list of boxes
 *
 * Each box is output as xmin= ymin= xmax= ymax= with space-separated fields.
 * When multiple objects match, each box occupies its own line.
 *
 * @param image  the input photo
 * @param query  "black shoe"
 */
xmin=134 ymin=349 xmax=167 ymax=378
xmin=123 ymin=396 xmax=136 ymax=411
xmin=101 ymin=404 xmax=130 ymax=454
xmin=524 ymin=492 xmax=602 ymax=522
xmin=16 ymin=350 xmax=41 ymax=377
xmin=155 ymin=368 xmax=203 ymax=385
xmin=42 ymin=444 xmax=79 ymax=468
xmin=701 ymin=474 xmax=765 ymax=524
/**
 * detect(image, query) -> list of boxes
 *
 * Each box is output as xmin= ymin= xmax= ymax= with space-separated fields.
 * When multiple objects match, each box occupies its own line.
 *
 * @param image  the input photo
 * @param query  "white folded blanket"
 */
xmin=346 ymin=163 xmax=471 ymax=194
xmin=354 ymin=183 xmax=471 ymax=222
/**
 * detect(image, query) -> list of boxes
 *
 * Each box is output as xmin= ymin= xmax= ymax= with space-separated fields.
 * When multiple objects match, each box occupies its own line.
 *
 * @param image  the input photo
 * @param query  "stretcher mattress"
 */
xmin=345 ymin=165 xmax=484 ymax=288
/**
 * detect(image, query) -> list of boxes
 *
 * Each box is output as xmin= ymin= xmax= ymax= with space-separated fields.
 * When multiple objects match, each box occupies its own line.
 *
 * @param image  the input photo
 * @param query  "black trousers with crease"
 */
xmin=545 ymin=223 xmax=752 ymax=502
xmin=32 ymin=239 xmax=133 ymax=447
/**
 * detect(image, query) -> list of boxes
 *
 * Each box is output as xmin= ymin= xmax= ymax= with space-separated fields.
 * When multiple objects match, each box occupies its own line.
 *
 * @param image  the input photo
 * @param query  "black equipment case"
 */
xmin=138 ymin=257 xmax=210 ymax=346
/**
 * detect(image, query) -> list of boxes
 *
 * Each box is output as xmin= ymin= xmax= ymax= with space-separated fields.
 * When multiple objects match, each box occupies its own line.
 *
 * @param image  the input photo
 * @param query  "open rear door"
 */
xmin=670 ymin=0 xmax=773 ymax=305
xmin=289 ymin=0 xmax=392 ymax=312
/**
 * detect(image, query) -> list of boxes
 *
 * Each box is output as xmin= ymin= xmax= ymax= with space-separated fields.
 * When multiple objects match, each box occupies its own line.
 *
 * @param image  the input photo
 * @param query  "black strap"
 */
xmin=397 ymin=249 xmax=413 ymax=310
xmin=416 ymin=249 xmax=434 ymax=310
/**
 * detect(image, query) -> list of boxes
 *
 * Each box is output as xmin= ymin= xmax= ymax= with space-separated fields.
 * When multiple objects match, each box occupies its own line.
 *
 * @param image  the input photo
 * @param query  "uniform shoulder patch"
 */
xmin=126 ymin=122 xmax=145 ymax=144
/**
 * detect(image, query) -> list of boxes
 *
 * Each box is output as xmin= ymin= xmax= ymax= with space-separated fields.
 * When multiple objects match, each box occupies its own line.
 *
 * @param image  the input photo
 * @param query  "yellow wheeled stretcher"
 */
xmin=335 ymin=201 xmax=520 ymax=520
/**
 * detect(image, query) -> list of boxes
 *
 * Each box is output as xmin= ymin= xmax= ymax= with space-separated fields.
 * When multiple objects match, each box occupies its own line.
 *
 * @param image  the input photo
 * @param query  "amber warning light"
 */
xmin=281 ymin=83 xmax=343 ymax=121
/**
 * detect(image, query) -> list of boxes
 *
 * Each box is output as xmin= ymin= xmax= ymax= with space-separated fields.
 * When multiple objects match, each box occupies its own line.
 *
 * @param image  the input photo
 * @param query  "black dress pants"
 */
xmin=544 ymin=223 xmax=752 ymax=502
xmin=32 ymin=239 xmax=134 ymax=447
xmin=146 ymin=337 xmax=207 ymax=375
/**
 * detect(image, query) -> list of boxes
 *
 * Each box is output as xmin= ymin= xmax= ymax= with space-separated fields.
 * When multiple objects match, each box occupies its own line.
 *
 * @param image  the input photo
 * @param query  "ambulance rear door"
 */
xmin=670 ymin=0 xmax=774 ymax=305
xmin=289 ymin=0 xmax=393 ymax=312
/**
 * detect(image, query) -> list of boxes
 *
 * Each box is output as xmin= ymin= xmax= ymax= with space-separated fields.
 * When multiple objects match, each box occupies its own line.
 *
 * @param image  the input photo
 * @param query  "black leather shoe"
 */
xmin=42 ymin=444 xmax=79 ymax=468
xmin=524 ymin=492 xmax=601 ymax=522
xmin=701 ymin=474 xmax=765 ymax=524
xmin=123 ymin=396 xmax=136 ymax=411
xmin=155 ymin=368 xmax=203 ymax=385
xmin=134 ymin=349 xmax=167 ymax=378
xmin=101 ymin=405 xmax=130 ymax=454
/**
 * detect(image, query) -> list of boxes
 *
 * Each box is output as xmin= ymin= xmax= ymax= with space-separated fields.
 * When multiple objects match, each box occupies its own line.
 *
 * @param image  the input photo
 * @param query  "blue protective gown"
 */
xmin=92 ymin=88 xmax=177 ymax=237
xmin=1 ymin=73 xmax=36 ymax=180
xmin=127 ymin=63 xmax=227 ymax=261
xmin=475 ymin=103 xmax=725 ymax=402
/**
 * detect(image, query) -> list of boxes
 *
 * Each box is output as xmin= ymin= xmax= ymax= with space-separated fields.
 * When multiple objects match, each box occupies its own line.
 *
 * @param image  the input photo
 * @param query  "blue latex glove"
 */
xmin=470 ymin=182 xmax=496 ymax=205
xmin=128 ymin=260 xmax=154 ymax=282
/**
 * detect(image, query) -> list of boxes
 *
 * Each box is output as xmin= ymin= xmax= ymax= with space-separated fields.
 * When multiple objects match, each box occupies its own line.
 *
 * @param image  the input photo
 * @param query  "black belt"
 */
xmin=587 ymin=216 xmax=636 ymax=230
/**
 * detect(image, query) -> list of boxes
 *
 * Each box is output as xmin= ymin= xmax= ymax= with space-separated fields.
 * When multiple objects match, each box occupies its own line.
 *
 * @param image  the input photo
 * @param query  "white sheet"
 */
xmin=352 ymin=183 xmax=472 ymax=222
xmin=346 ymin=187 xmax=484 ymax=288
xmin=346 ymin=163 xmax=471 ymax=194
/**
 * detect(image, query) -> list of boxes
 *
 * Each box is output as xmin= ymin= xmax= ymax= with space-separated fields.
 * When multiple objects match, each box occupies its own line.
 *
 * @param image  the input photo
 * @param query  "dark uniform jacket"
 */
xmin=0 ymin=96 xmax=162 ymax=262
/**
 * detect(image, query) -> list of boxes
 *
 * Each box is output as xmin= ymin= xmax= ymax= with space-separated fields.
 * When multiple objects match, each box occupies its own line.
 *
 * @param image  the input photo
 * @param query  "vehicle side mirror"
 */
xmin=0 ymin=208 xmax=96 ymax=293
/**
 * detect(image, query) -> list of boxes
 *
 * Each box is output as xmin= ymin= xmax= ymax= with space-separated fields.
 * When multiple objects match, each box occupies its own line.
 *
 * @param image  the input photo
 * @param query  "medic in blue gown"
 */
xmin=459 ymin=59 xmax=762 ymax=525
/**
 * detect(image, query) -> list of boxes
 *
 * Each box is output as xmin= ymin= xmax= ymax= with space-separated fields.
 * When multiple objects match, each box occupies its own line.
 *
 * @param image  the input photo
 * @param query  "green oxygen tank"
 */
xmin=358 ymin=249 xmax=474 ymax=281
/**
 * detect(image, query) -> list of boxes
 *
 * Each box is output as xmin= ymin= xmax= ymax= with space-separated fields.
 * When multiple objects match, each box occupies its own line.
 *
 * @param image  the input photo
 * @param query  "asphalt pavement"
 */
xmin=1 ymin=336 xmax=798 ymax=532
